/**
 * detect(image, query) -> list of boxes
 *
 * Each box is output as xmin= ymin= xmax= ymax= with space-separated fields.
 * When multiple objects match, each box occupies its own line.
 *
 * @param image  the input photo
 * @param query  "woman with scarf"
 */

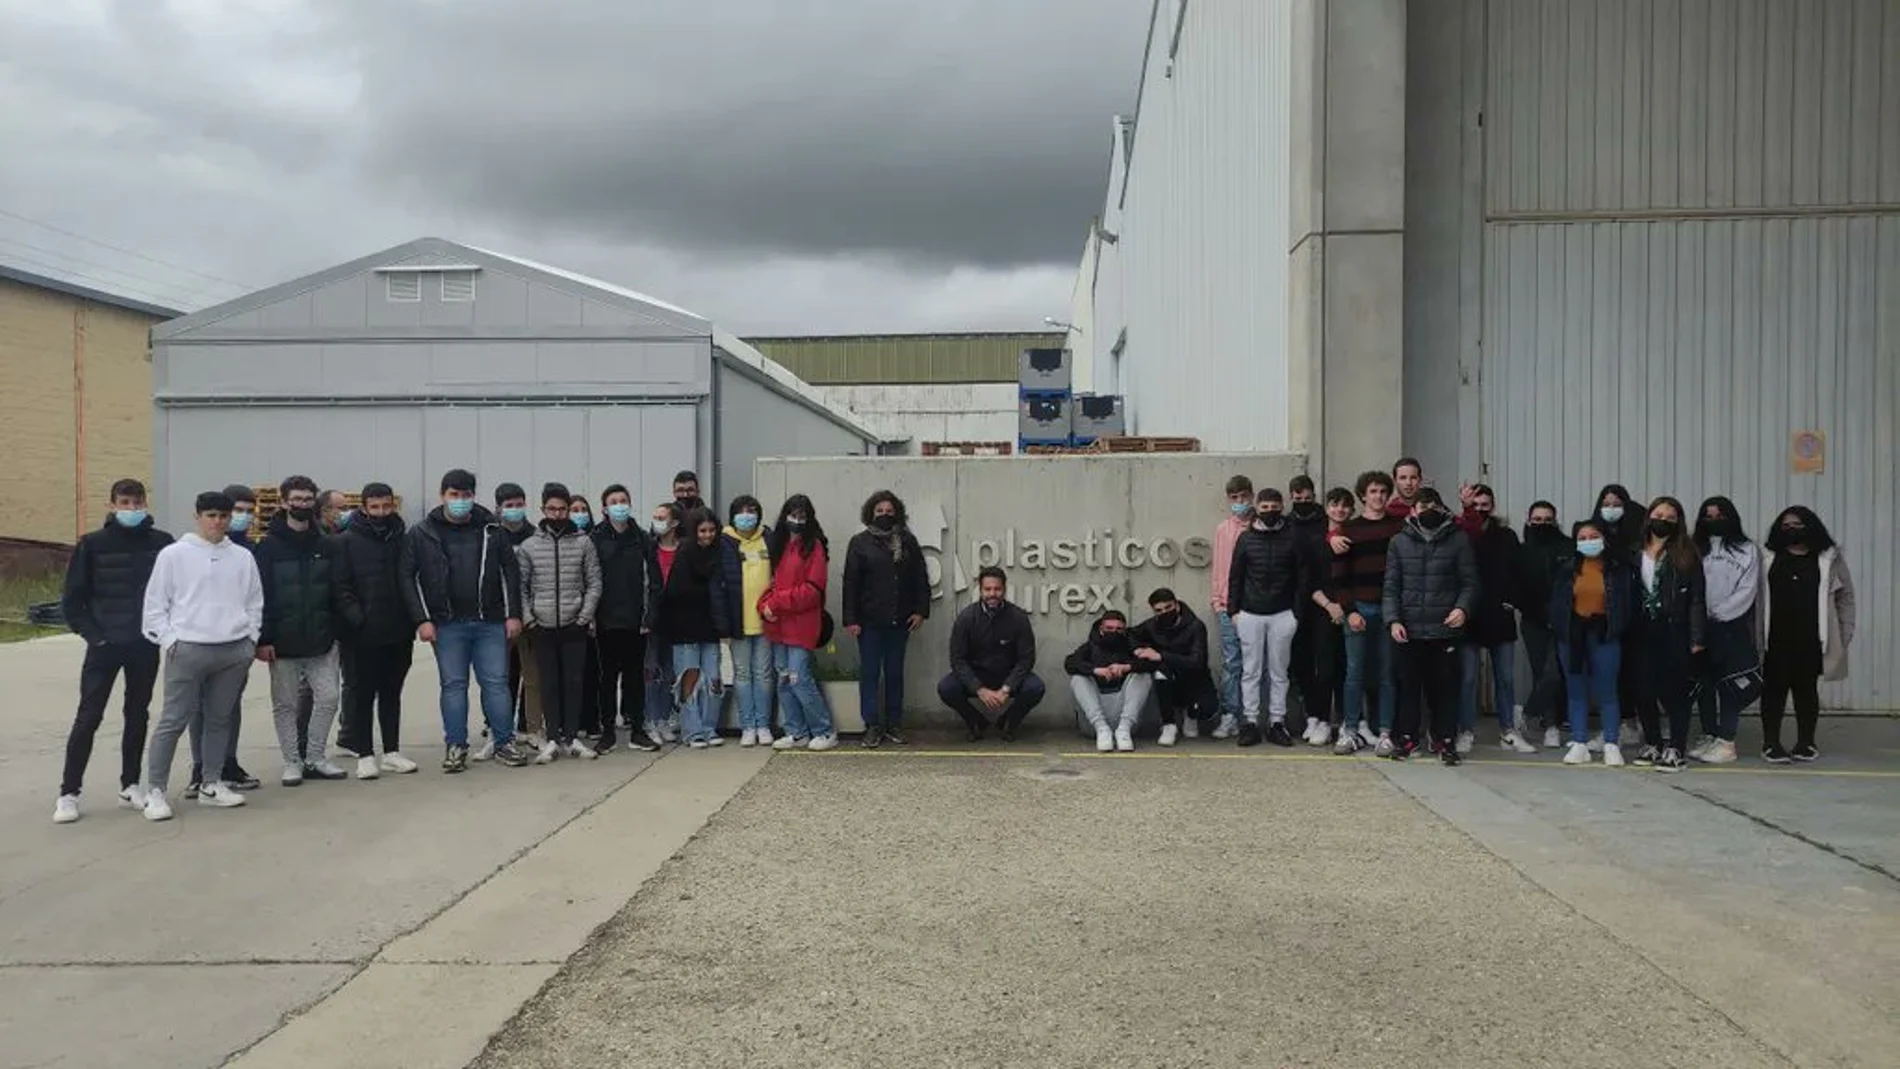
xmin=1757 ymin=507 xmax=1856 ymax=763
xmin=1691 ymin=497 xmax=1760 ymax=764
xmin=720 ymin=495 xmax=776 ymax=747
xmin=842 ymin=490 xmax=931 ymax=747
xmin=763 ymin=495 xmax=836 ymax=751
xmin=656 ymin=507 xmax=731 ymax=749
xmin=1628 ymin=496 xmax=1707 ymax=771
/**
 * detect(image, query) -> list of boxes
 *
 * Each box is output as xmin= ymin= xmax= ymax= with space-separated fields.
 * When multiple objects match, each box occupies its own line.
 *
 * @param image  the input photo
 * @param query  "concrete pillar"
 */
xmin=1287 ymin=0 xmax=1407 ymax=490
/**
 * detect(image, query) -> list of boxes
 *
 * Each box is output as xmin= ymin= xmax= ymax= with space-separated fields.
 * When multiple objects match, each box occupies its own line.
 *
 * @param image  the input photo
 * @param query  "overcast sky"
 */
xmin=0 ymin=0 xmax=1151 ymax=334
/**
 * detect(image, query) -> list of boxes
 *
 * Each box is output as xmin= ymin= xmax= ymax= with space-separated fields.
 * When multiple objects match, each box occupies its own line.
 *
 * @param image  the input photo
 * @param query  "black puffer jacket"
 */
xmin=255 ymin=513 xmax=341 ymax=658
xmin=1515 ymin=524 xmax=1573 ymax=627
xmin=1382 ymin=514 xmax=1479 ymax=642
xmin=400 ymin=504 xmax=521 ymax=624
xmin=592 ymin=520 xmax=660 ymax=632
xmin=334 ymin=513 xmax=413 ymax=646
xmin=1467 ymin=519 xmax=1522 ymax=646
xmin=1131 ymin=604 xmax=1211 ymax=678
xmin=1225 ymin=520 xmax=1311 ymax=617
xmin=842 ymin=527 xmax=930 ymax=629
xmin=655 ymin=540 xmax=732 ymax=644
xmin=1062 ymin=619 xmax=1155 ymax=694
xmin=61 ymin=516 xmax=173 ymax=645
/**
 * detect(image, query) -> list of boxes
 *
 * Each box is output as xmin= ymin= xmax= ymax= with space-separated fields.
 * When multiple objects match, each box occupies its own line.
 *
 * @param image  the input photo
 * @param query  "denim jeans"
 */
xmin=1459 ymin=641 xmax=1518 ymax=734
xmin=643 ymin=639 xmax=674 ymax=734
xmin=729 ymin=635 xmax=775 ymax=732
xmin=1557 ymin=630 xmax=1621 ymax=745
xmin=856 ymin=625 xmax=910 ymax=730
xmin=433 ymin=620 xmax=513 ymax=748
xmin=1518 ymin=617 xmax=1566 ymax=729
xmin=1216 ymin=611 xmax=1242 ymax=717
xmin=1341 ymin=601 xmax=1395 ymax=732
xmin=775 ymin=643 xmax=833 ymax=739
xmin=670 ymin=642 xmax=721 ymax=743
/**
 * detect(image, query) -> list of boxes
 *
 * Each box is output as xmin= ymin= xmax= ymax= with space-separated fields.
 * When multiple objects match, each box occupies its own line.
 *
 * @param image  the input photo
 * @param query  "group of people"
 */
xmin=1194 ymin=459 xmax=1857 ymax=771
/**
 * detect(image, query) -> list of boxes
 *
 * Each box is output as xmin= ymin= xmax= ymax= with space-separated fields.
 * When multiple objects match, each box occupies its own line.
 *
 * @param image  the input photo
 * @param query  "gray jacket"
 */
xmin=516 ymin=523 xmax=601 ymax=630
xmin=1758 ymin=547 xmax=1856 ymax=682
xmin=1382 ymin=514 xmax=1479 ymax=642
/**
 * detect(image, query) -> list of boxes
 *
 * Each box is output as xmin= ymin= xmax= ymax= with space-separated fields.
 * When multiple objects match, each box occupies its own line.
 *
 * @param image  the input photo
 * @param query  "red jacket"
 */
xmin=761 ymin=538 xmax=829 ymax=650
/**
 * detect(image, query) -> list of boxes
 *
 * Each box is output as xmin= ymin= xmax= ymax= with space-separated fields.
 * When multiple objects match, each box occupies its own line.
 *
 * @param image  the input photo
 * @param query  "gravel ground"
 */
xmin=476 ymin=754 xmax=1790 ymax=1069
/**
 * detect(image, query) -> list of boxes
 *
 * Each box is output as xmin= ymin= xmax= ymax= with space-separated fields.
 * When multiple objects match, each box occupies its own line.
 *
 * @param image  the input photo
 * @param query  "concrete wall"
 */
xmin=0 ymin=276 xmax=164 ymax=544
xmin=809 ymin=384 xmax=1018 ymax=451
xmin=753 ymin=451 xmax=1306 ymax=728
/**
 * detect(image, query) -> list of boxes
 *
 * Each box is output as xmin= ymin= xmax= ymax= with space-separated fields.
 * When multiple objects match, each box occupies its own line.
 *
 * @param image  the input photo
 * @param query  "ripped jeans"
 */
xmin=773 ymin=643 xmax=833 ymax=740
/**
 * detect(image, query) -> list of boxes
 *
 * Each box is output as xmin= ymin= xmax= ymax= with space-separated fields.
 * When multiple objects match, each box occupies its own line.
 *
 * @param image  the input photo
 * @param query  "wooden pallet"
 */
xmin=921 ymin=441 xmax=1014 ymax=457
xmin=1099 ymin=436 xmax=1200 ymax=453
xmin=250 ymin=487 xmax=402 ymax=533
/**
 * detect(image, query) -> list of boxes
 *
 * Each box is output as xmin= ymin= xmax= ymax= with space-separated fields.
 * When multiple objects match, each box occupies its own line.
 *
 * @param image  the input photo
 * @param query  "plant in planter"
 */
xmin=812 ymin=654 xmax=864 ymax=733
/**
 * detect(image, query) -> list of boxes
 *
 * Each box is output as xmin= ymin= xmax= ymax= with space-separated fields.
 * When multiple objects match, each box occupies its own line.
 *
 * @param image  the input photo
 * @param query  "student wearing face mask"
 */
xmin=762 ymin=495 xmax=835 ymax=750
xmin=1284 ymin=475 xmax=1331 ymax=741
xmin=1453 ymin=484 xmax=1532 ymax=754
xmin=1381 ymin=488 xmax=1478 ymax=764
xmin=1549 ymin=520 xmax=1635 ymax=765
xmin=1226 ymin=488 xmax=1312 ymax=747
xmin=1627 ymin=497 xmax=1707 ymax=771
xmin=1129 ymin=588 xmax=1214 ymax=747
xmin=332 ymin=482 xmax=420 ymax=779
xmin=1330 ymin=471 xmax=1404 ymax=755
xmin=516 ymin=483 xmax=603 ymax=761
xmin=1757 ymin=507 xmax=1855 ymax=763
xmin=1515 ymin=501 xmax=1572 ymax=748
xmin=1589 ymin=483 xmax=1645 ymax=752
xmin=1207 ymin=474 xmax=1256 ymax=741
xmin=254 ymin=475 xmax=348 ymax=787
xmin=183 ymin=484 xmax=266 ymax=798
xmin=658 ymin=508 xmax=733 ymax=748
xmin=591 ymin=485 xmax=663 ymax=753
xmin=487 ymin=483 xmax=546 ymax=760
xmin=843 ymin=490 xmax=930 ymax=745
xmin=718 ymin=495 xmax=777 ymax=747
xmin=1297 ymin=488 xmax=1355 ymax=746
xmin=644 ymin=502 xmax=687 ymax=743
xmin=1690 ymin=497 xmax=1760 ymax=765
xmin=566 ymin=494 xmax=605 ymax=748
xmin=1066 ymin=610 xmax=1156 ymax=753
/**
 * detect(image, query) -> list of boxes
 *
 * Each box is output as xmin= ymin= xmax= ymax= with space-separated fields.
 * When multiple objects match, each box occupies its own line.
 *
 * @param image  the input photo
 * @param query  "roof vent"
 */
xmin=385 ymin=271 xmax=421 ymax=302
xmin=440 ymin=270 xmax=475 ymax=302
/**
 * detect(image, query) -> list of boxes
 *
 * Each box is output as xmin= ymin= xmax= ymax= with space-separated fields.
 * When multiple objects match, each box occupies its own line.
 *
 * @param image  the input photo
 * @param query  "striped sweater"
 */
xmin=1330 ymin=514 xmax=1405 ymax=606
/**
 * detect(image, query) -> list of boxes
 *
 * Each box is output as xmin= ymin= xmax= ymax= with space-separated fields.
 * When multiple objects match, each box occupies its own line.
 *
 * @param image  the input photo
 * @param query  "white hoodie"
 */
xmin=141 ymin=533 xmax=263 ymax=650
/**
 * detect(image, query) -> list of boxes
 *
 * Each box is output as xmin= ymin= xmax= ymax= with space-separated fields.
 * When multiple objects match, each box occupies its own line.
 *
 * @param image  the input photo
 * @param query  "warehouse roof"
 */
xmin=0 ymin=261 xmax=182 ymax=320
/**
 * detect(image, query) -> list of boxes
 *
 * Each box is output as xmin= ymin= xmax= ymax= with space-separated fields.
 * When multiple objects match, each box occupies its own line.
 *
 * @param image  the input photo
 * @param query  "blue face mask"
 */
xmin=114 ymin=509 xmax=148 ymax=528
xmin=336 ymin=510 xmax=353 ymax=529
xmin=1598 ymin=506 xmax=1624 ymax=524
xmin=445 ymin=498 xmax=474 ymax=520
xmin=1577 ymin=539 xmax=1605 ymax=559
xmin=228 ymin=511 xmax=251 ymax=533
xmin=734 ymin=513 xmax=760 ymax=533
xmin=501 ymin=506 xmax=528 ymax=525
xmin=571 ymin=512 xmax=591 ymax=529
xmin=1230 ymin=501 xmax=1251 ymax=518
xmin=605 ymin=503 xmax=632 ymax=523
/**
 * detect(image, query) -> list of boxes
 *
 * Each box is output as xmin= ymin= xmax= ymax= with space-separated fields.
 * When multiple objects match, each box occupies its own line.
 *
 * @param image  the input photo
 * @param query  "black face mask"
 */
xmin=1255 ymin=511 xmax=1285 ymax=530
xmin=1780 ymin=527 xmax=1808 ymax=547
xmin=361 ymin=512 xmax=395 ymax=531
xmin=1647 ymin=518 xmax=1679 ymax=539
xmin=287 ymin=506 xmax=315 ymax=523
xmin=1416 ymin=510 xmax=1448 ymax=530
xmin=1153 ymin=610 xmax=1179 ymax=629
xmin=1100 ymin=630 xmax=1130 ymax=650
xmin=1703 ymin=519 xmax=1736 ymax=541
xmin=871 ymin=514 xmax=897 ymax=532
xmin=1525 ymin=522 xmax=1563 ymax=543
xmin=1289 ymin=501 xmax=1322 ymax=522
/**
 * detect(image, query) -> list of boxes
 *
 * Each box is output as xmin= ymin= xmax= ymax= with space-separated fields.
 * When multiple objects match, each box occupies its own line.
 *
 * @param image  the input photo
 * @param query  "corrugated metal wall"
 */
xmin=745 ymin=333 xmax=1061 ymax=384
xmin=1468 ymin=0 xmax=1900 ymax=709
xmin=1089 ymin=0 xmax=1294 ymax=449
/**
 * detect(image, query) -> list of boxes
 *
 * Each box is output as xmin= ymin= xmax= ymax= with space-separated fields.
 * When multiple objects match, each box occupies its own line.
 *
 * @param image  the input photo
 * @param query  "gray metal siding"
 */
xmin=714 ymin=362 xmax=869 ymax=508
xmin=157 ymin=339 xmax=711 ymax=399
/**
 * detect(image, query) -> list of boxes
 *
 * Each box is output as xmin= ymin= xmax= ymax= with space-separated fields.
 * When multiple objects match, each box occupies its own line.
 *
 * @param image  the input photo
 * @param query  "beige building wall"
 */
xmin=0 ymin=276 xmax=161 ymax=545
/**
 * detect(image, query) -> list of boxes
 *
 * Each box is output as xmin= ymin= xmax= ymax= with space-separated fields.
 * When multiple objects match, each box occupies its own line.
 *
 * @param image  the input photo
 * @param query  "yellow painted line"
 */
xmin=773 ymin=749 xmax=1045 ymax=759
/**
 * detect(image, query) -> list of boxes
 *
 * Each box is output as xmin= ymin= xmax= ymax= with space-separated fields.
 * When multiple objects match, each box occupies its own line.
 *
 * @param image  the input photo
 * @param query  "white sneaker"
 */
xmin=1300 ymin=720 xmax=1321 ymax=744
xmin=1211 ymin=714 xmax=1238 ymax=740
xmin=755 ymin=728 xmax=774 ymax=746
xmin=688 ymin=739 xmax=710 ymax=750
xmin=1356 ymin=722 xmax=1378 ymax=747
xmin=1562 ymin=742 xmax=1592 ymax=765
xmin=1602 ymin=743 xmax=1626 ymax=768
xmin=1455 ymin=730 xmax=1476 ymax=755
xmin=568 ymin=738 xmax=597 ymax=760
xmin=772 ymin=735 xmax=806 ymax=751
xmin=1542 ymin=726 xmax=1562 ymax=749
xmin=1687 ymin=736 xmax=1714 ymax=761
xmin=53 ymin=795 xmax=80 ymax=824
xmin=706 ymin=735 xmax=725 ymax=747
xmin=118 ymin=785 xmax=147 ymax=809
xmin=739 ymin=728 xmax=758 ymax=747
xmin=1115 ymin=724 xmax=1135 ymax=752
xmin=808 ymin=734 xmax=839 ymax=752
xmin=660 ymin=721 xmax=681 ymax=743
xmin=1181 ymin=717 xmax=1201 ymax=739
xmin=472 ymin=739 xmax=495 ymax=762
xmin=143 ymin=791 xmax=174 ymax=822
xmin=536 ymin=740 xmax=559 ymax=765
xmin=1308 ymin=722 xmax=1333 ymax=747
xmin=1700 ymin=739 xmax=1738 ymax=764
xmin=1094 ymin=724 xmax=1115 ymax=752
xmin=1374 ymin=733 xmax=1395 ymax=758
xmin=197 ymin=782 xmax=247 ymax=808
xmin=356 ymin=756 xmax=381 ymax=780
xmin=1586 ymin=732 xmax=1605 ymax=754
xmin=282 ymin=762 xmax=305 ymax=786
xmin=380 ymin=752 xmax=419 ymax=774
xmin=1159 ymin=724 xmax=1180 ymax=747
xmin=1500 ymin=731 xmax=1538 ymax=754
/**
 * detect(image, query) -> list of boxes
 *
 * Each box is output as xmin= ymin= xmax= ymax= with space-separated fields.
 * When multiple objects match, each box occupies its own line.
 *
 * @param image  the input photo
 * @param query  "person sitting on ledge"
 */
xmin=1066 ymin=609 xmax=1155 ymax=753
xmin=1130 ymin=587 xmax=1214 ymax=748
xmin=938 ymin=566 xmax=1044 ymax=742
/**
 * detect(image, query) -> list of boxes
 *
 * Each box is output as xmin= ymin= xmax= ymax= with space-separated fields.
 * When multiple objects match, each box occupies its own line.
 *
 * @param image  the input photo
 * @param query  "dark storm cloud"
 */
xmin=330 ymin=0 xmax=1151 ymax=269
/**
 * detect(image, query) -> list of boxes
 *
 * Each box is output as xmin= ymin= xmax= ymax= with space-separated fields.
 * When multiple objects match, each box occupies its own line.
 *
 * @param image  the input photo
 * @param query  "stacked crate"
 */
xmin=249 ymin=486 xmax=402 ymax=538
xmin=1017 ymin=347 xmax=1072 ymax=450
xmin=1069 ymin=394 xmax=1125 ymax=446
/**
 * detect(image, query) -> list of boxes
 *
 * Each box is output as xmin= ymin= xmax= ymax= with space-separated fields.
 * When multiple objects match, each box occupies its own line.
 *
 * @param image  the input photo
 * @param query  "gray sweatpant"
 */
xmin=146 ymin=639 xmax=256 ymax=793
xmin=271 ymin=647 xmax=341 ymax=766
xmin=1236 ymin=609 xmax=1299 ymax=723
xmin=1071 ymin=673 xmax=1154 ymax=731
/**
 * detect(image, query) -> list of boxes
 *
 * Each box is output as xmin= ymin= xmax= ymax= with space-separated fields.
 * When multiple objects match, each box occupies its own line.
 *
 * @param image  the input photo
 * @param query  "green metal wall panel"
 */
xmin=746 ymin=332 xmax=1064 ymax=384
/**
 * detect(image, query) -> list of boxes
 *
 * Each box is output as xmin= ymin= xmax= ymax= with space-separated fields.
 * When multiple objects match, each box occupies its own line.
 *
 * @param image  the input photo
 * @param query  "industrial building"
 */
xmin=1073 ymin=0 xmax=1900 ymax=709
xmin=0 ymin=263 xmax=180 ymax=546
xmin=747 ymin=332 xmax=1061 ymax=450
xmin=149 ymin=238 xmax=881 ymax=527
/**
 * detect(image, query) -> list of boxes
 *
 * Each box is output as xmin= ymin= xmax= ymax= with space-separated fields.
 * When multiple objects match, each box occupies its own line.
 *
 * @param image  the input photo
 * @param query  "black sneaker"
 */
xmin=1440 ymin=744 xmax=1463 ymax=767
xmin=1656 ymin=747 xmax=1686 ymax=772
xmin=1236 ymin=720 xmax=1264 ymax=747
xmin=1762 ymin=743 xmax=1792 ymax=764
xmin=1390 ymin=736 xmax=1418 ymax=761
xmin=442 ymin=745 xmax=468 ymax=774
xmin=625 ymin=728 xmax=663 ymax=753
xmin=1791 ymin=743 xmax=1819 ymax=762
xmin=303 ymin=761 xmax=348 ymax=781
xmin=998 ymin=720 xmax=1016 ymax=743
xmin=883 ymin=727 xmax=908 ymax=746
xmin=182 ymin=780 xmax=201 ymax=800
xmin=1265 ymin=721 xmax=1296 ymax=748
xmin=223 ymin=765 xmax=262 ymax=791
xmin=862 ymin=725 xmax=884 ymax=749
xmin=1632 ymin=745 xmax=1661 ymax=767
xmin=493 ymin=739 xmax=531 ymax=767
